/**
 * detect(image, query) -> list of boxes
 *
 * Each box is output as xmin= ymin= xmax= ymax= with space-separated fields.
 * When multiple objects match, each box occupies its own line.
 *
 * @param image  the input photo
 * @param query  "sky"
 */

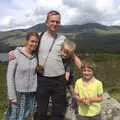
xmin=0 ymin=0 xmax=120 ymax=31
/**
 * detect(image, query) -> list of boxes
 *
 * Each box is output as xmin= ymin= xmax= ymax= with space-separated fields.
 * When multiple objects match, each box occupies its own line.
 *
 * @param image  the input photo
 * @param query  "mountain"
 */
xmin=28 ymin=23 xmax=46 ymax=32
xmin=0 ymin=23 xmax=120 ymax=52
xmin=28 ymin=23 xmax=108 ymax=32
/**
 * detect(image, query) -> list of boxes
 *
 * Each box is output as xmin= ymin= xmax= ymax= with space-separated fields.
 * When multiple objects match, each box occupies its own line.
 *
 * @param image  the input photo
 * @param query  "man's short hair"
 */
xmin=46 ymin=10 xmax=61 ymax=23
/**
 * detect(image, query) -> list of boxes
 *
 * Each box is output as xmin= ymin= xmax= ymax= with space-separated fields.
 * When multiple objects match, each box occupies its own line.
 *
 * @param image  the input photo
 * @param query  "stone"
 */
xmin=65 ymin=92 xmax=120 ymax=120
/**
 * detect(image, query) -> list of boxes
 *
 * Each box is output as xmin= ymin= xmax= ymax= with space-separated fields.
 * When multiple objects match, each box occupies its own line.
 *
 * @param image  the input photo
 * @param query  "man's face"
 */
xmin=46 ymin=14 xmax=60 ymax=32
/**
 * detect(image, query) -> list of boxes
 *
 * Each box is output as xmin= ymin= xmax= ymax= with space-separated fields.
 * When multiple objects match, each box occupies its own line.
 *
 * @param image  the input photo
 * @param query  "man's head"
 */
xmin=46 ymin=10 xmax=61 ymax=33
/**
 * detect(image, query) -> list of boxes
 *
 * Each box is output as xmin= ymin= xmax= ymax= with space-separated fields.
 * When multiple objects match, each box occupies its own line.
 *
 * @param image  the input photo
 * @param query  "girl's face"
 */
xmin=26 ymin=36 xmax=39 ymax=52
xmin=82 ymin=67 xmax=93 ymax=81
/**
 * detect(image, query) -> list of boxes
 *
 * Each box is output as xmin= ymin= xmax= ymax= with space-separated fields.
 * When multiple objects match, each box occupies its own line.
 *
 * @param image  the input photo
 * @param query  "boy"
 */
xmin=74 ymin=61 xmax=103 ymax=120
xmin=60 ymin=39 xmax=77 ymax=94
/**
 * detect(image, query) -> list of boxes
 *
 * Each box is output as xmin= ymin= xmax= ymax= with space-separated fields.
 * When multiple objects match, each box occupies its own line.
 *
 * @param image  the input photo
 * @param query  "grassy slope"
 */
xmin=0 ymin=53 xmax=120 ymax=119
xmin=0 ymin=62 xmax=7 ymax=119
xmin=0 ymin=27 xmax=120 ymax=48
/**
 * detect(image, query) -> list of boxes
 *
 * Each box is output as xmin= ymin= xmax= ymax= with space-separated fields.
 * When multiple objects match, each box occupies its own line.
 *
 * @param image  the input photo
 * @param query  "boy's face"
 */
xmin=82 ymin=67 xmax=93 ymax=81
xmin=60 ymin=49 xmax=72 ymax=59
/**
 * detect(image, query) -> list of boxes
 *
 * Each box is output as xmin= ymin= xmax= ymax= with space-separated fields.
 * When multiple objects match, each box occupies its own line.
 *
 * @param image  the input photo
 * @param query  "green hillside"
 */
xmin=0 ymin=23 xmax=120 ymax=52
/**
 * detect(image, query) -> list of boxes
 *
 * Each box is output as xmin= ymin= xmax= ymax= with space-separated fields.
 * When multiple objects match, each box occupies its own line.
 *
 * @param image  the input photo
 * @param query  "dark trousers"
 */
xmin=77 ymin=114 xmax=101 ymax=120
xmin=34 ymin=74 xmax=67 ymax=120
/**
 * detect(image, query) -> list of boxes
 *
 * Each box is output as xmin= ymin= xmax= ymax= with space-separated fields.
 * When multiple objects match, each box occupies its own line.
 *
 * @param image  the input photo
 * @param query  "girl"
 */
xmin=7 ymin=32 xmax=39 ymax=120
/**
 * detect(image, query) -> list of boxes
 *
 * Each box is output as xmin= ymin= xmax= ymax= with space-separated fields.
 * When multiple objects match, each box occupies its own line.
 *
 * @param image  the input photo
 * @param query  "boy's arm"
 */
xmin=65 ymin=72 xmax=70 ymax=81
xmin=64 ymin=59 xmax=71 ymax=81
xmin=73 ymin=54 xmax=82 ymax=70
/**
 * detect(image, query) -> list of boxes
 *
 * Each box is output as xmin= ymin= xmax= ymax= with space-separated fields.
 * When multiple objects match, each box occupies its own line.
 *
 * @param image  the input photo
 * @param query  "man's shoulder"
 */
xmin=57 ymin=33 xmax=66 ymax=45
xmin=58 ymin=33 xmax=66 ymax=39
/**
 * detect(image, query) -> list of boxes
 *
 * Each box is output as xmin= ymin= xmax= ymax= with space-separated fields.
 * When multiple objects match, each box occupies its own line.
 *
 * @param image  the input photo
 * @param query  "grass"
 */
xmin=0 ymin=53 xmax=120 ymax=119
xmin=106 ymin=87 xmax=120 ymax=102
xmin=0 ymin=62 xmax=7 ymax=119
xmin=95 ymin=28 xmax=120 ymax=35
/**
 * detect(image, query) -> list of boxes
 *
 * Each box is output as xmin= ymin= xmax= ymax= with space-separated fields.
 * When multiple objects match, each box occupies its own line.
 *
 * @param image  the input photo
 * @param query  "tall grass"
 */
xmin=0 ymin=62 xmax=7 ymax=119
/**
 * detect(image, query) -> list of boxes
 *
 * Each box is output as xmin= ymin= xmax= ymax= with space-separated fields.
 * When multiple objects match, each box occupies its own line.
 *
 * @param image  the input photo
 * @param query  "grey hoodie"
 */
xmin=7 ymin=47 xmax=37 ymax=100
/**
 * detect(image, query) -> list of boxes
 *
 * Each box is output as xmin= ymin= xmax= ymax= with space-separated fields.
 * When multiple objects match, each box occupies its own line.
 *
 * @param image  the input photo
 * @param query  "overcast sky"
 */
xmin=0 ymin=0 xmax=120 ymax=31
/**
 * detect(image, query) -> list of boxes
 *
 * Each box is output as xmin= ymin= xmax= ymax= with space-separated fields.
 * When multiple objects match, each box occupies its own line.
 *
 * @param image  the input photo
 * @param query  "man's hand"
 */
xmin=8 ymin=51 xmax=16 ymax=60
xmin=10 ymin=98 xmax=17 ymax=104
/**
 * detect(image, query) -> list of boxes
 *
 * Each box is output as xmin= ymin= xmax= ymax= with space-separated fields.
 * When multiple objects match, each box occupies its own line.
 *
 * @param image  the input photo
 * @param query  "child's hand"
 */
xmin=65 ymin=72 xmax=70 ymax=81
xmin=78 ymin=97 xmax=86 ymax=103
xmin=84 ymin=98 xmax=91 ymax=105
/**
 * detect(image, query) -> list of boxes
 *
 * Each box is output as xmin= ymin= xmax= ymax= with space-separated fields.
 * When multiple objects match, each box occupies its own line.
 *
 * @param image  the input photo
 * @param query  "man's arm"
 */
xmin=8 ymin=47 xmax=22 ymax=60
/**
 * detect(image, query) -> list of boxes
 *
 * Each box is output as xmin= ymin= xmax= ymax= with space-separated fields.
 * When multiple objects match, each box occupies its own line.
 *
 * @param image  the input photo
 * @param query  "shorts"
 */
xmin=77 ymin=114 xmax=101 ymax=120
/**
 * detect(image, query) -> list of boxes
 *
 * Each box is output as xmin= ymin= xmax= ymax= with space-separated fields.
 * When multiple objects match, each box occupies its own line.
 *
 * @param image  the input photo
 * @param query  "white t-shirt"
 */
xmin=38 ymin=31 xmax=66 ymax=77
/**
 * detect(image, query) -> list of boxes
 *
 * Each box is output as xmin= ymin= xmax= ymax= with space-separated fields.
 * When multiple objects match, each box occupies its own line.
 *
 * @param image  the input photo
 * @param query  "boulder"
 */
xmin=101 ymin=92 xmax=120 ymax=120
xmin=65 ymin=92 xmax=120 ymax=120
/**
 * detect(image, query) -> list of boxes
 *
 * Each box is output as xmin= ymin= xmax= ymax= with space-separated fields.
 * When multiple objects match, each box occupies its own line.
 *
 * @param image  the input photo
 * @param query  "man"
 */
xmin=34 ymin=10 xmax=67 ymax=120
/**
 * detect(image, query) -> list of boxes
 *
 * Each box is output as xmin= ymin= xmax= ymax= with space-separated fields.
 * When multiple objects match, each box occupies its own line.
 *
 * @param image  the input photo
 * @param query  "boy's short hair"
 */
xmin=81 ymin=61 xmax=96 ymax=71
xmin=61 ymin=39 xmax=76 ymax=59
xmin=61 ymin=39 xmax=76 ymax=53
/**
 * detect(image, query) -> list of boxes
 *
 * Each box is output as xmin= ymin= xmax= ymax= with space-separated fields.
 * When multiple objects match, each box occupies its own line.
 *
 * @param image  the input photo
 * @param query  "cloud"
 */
xmin=62 ymin=0 xmax=120 ymax=25
xmin=0 ymin=0 xmax=120 ymax=31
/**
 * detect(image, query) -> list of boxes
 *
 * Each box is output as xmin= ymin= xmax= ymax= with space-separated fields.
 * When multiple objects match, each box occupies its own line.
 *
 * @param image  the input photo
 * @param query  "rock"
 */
xmin=65 ymin=92 xmax=120 ymax=120
xmin=101 ymin=92 xmax=120 ymax=120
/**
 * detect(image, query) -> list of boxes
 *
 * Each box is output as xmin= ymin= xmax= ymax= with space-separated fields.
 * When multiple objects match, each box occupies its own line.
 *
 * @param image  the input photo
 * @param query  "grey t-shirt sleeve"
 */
xmin=7 ymin=55 xmax=17 ymax=100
